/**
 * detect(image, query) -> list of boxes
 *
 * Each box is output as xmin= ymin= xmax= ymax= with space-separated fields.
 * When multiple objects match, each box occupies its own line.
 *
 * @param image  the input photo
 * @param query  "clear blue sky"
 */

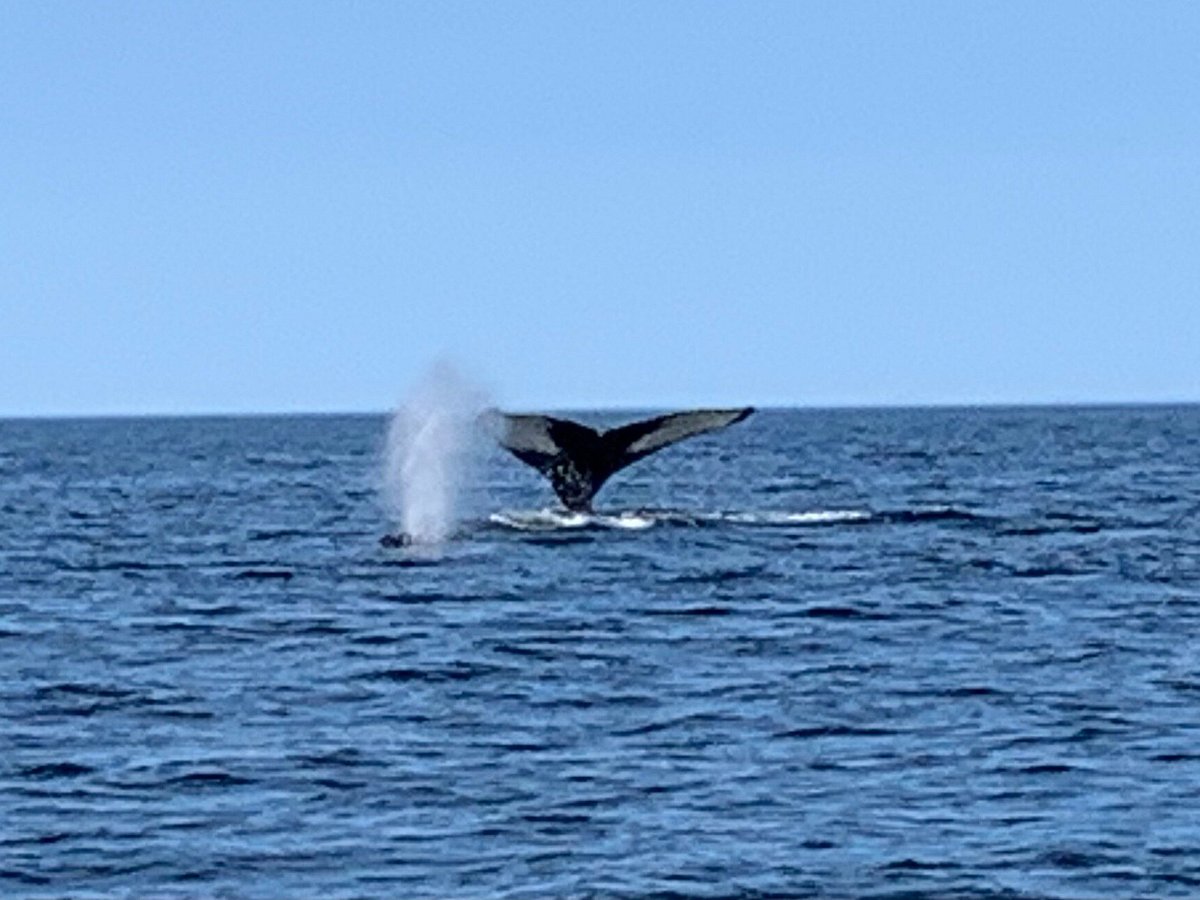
xmin=3 ymin=2 xmax=1198 ymax=416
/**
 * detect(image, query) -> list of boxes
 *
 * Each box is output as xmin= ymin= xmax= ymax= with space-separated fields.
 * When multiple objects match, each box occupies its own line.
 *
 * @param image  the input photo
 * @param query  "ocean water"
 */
xmin=2 ymin=406 xmax=1198 ymax=899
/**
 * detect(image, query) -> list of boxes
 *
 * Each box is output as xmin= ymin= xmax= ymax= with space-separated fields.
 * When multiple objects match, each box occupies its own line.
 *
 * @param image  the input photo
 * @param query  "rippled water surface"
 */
xmin=3 ymin=407 xmax=1199 ymax=898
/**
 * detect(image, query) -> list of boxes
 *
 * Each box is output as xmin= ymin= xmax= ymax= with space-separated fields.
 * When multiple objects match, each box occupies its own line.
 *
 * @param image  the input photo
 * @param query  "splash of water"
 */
xmin=382 ymin=363 xmax=490 ymax=545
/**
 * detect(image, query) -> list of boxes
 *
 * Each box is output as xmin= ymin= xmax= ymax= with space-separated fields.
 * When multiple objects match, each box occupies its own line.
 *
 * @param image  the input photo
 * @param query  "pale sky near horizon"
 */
xmin=3 ymin=2 xmax=1198 ymax=416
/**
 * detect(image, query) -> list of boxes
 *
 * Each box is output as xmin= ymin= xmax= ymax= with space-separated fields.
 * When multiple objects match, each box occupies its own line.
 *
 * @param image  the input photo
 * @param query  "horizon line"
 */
xmin=3 ymin=397 xmax=1198 ymax=422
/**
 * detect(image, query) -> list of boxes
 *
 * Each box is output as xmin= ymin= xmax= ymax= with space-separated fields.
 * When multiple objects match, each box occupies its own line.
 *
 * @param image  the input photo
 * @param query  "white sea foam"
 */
xmin=604 ymin=512 xmax=657 ymax=530
xmin=715 ymin=510 xmax=872 ymax=525
xmin=487 ymin=508 xmax=871 ymax=532
xmin=488 ymin=509 xmax=658 ymax=531
xmin=488 ymin=509 xmax=597 ymax=530
xmin=382 ymin=362 xmax=491 ymax=545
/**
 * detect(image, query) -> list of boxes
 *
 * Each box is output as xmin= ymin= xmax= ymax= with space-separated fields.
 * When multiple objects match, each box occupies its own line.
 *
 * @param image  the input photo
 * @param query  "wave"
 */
xmin=485 ymin=507 xmax=871 ymax=533
xmin=715 ymin=509 xmax=872 ymax=526
xmin=487 ymin=509 xmax=658 ymax=531
xmin=875 ymin=506 xmax=988 ymax=524
xmin=380 ymin=504 xmax=999 ymax=543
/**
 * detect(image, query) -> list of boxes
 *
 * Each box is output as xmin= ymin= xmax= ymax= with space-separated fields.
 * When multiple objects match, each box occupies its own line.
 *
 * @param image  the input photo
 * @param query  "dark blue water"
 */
xmin=2 ymin=407 xmax=1199 ymax=899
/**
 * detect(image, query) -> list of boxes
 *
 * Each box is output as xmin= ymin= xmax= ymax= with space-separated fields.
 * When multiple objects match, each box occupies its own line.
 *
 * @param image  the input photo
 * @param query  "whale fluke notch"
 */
xmin=481 ymin=407 xmax=754 ymax=512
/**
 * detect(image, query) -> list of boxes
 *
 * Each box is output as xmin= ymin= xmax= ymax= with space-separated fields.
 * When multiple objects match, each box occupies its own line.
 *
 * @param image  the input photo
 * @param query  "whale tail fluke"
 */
xmin=481 ymin=407 xmax=754 ymax=511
